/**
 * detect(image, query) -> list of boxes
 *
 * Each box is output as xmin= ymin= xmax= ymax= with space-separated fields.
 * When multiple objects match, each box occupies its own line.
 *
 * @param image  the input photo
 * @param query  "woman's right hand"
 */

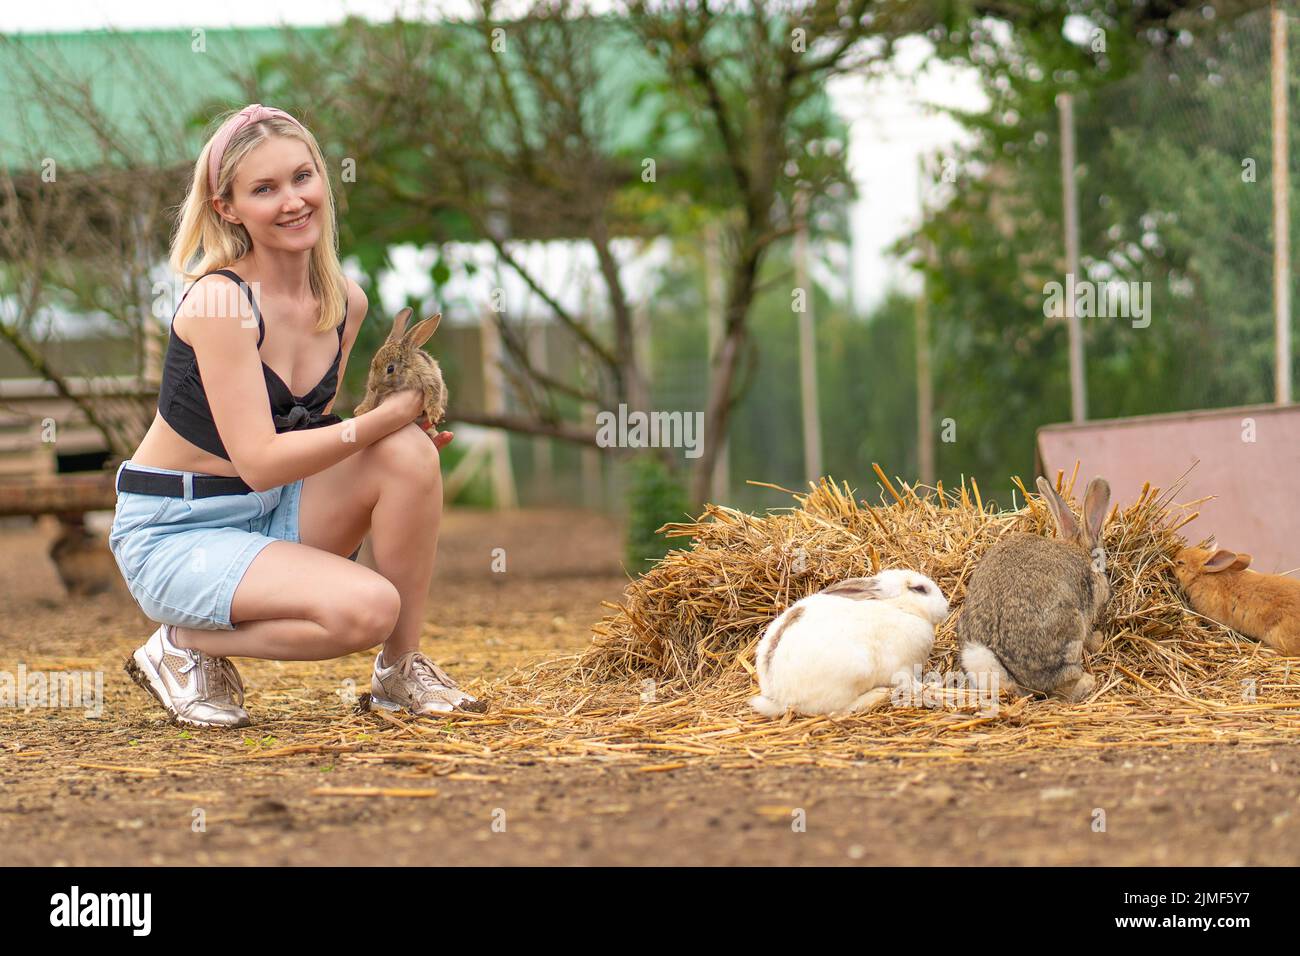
xmin=376 ymin=388 xmax=425 ymax=424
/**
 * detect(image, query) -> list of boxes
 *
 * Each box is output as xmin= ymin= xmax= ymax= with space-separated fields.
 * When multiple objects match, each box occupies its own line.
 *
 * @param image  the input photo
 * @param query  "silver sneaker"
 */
xmin=371 ymin=650 xmax=487 ymax=715
xmin=124 ymin=624 xmax=251 ymax=728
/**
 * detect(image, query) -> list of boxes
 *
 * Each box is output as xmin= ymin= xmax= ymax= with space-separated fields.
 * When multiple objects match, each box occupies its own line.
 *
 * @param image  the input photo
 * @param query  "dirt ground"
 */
xmin=3 ymin=507 xmax=1300 ymax=866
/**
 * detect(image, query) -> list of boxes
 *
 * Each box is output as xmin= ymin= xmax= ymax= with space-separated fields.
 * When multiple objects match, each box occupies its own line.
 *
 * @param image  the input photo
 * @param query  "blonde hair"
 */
xmin=168 ymin=108 xmax=346 ymax=334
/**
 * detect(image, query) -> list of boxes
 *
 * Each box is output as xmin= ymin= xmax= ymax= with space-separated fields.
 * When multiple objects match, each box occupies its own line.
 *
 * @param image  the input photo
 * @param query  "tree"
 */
xmin=622 ymin=0 xmax=926 ymax=503
xmin=906 ymin=0 xmax=1277 ymax=498
xmin=0 ymin=33 xmax=195 ymax=458
xmin=262 ymin=1 xmax=918 ymax=505
xmin=267 ymin=6 xmax=656 ymax=453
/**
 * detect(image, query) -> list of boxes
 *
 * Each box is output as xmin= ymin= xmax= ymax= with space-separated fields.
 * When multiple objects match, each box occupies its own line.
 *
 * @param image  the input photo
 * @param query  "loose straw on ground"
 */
xmin=475 ymin=465 xmax=1300 ymax=765
xmin=12 ymin=465 xmax=1300 ymax=777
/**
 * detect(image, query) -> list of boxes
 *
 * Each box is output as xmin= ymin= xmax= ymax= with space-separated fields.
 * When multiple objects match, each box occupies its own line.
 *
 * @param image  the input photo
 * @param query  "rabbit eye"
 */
xmin=909 ymin=584 xmax=927 ymax=594
xmin=386 ymin=364 xmax=395 ymax=375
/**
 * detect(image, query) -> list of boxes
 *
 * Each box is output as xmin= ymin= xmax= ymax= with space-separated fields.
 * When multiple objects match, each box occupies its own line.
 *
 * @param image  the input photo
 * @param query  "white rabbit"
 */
xmin=749 ymin=569 xmax=950 ymax=718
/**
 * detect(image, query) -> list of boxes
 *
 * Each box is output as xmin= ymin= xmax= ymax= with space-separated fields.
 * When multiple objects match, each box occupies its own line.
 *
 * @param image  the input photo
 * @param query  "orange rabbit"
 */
xmin=1173 ymin=546 xmax=1300 ymax=656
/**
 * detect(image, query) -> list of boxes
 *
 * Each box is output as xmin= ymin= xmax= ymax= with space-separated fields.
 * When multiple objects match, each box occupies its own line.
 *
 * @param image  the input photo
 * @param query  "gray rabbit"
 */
xmin=958 ymin=477 xmax=1111 ymax=701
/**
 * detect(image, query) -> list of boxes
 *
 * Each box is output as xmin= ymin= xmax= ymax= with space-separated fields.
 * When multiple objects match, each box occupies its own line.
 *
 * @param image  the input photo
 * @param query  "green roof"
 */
xmin=0 ymin=18 xmax=843 ymax=173
xmin=0 ymin=20 xmax=710 ymax=172
xmin=0 ymin=26 xmax=303 ymax=169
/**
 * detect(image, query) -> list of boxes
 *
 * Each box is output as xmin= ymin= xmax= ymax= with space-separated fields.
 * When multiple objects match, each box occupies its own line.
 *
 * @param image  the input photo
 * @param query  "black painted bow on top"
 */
xmin=273 ymin=403 xmax=342 ymax=431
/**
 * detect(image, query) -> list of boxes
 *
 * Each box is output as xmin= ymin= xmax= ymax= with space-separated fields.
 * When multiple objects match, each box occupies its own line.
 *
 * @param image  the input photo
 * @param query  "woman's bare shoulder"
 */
xmin=343 ymin=277 xmax=370 ymax=339
xmin=173 ymin=271 xmax=256 ymax=345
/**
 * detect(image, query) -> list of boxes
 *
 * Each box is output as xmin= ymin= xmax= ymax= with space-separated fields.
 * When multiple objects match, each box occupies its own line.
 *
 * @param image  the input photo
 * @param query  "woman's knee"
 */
xmin=322 ymin=574 xmax=400 ymax=651
xmin=368 ymin=423 xmax=441 ymax=486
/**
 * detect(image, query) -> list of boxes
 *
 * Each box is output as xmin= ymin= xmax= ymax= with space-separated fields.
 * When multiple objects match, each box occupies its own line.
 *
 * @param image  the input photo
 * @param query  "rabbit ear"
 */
xmin=389 ymin=308 xmax=413 ymax=342
xmin=404 ymin=313 xmax=442 ymax=348
xmin=1203 ymin=549 xmax=1243 ymax=573
xmin=1081 ymin=478 xmax=1111 ymax=550
xmin=1036 ymin=477 xmax=1079 ymax=540
xmin=820 ymin=576 xmax=886 ymax=600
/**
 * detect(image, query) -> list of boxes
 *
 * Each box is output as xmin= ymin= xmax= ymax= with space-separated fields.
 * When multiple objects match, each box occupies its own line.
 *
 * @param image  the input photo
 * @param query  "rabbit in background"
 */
xmin=1174 ymin=545 xmax=1300 ymax=656
xmin=354 ymin=307 xmax=448 ymax=427
xmin=750 ymin=569 xmax=950 ymax=719
xmin=959 ymin=477 xmax=1112 ymax=702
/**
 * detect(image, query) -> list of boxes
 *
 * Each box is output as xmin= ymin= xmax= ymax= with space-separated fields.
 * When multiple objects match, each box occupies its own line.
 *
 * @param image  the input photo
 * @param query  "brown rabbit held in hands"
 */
xmin=1174 ymin=546 xmax=1300 ymax=656
xmin=958 ymin=477 xmax=1112 ymax=702
xmin=354 ymin=307 xmax=447 ymax=426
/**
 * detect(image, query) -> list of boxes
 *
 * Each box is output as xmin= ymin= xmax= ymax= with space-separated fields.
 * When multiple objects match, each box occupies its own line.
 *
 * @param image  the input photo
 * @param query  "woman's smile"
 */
xmin=276 ymin=209 xmax=314 ymax=229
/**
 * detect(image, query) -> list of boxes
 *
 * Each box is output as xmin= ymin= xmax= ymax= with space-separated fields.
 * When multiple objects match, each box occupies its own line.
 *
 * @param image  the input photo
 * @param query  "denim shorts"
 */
xmin=108 ymin=460 xmax=358 ymax=631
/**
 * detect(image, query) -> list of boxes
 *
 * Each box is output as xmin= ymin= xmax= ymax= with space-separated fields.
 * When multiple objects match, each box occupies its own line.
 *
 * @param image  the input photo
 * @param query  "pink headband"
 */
xmin=207 ymin=103 xmax=308 ymax=195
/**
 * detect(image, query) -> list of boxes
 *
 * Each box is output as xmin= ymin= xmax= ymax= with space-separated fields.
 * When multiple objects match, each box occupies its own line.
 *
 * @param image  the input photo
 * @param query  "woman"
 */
xmin=110 ymin=103 xmax=484 ymax=728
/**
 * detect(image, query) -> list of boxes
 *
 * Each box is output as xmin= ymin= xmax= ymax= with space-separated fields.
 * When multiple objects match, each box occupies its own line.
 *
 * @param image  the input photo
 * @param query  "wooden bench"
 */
xmin=0 ymin=375 xmax=155 ymax=595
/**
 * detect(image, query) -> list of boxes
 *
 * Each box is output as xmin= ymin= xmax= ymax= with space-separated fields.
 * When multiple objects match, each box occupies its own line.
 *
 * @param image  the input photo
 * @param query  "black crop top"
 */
xmin=157 ymin=268 xmax=347 ymax=461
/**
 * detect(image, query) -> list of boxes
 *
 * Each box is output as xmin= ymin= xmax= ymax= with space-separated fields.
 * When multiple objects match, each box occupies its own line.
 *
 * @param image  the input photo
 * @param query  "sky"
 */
xmin=3 ymin=0 xmax=988 ymax=320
